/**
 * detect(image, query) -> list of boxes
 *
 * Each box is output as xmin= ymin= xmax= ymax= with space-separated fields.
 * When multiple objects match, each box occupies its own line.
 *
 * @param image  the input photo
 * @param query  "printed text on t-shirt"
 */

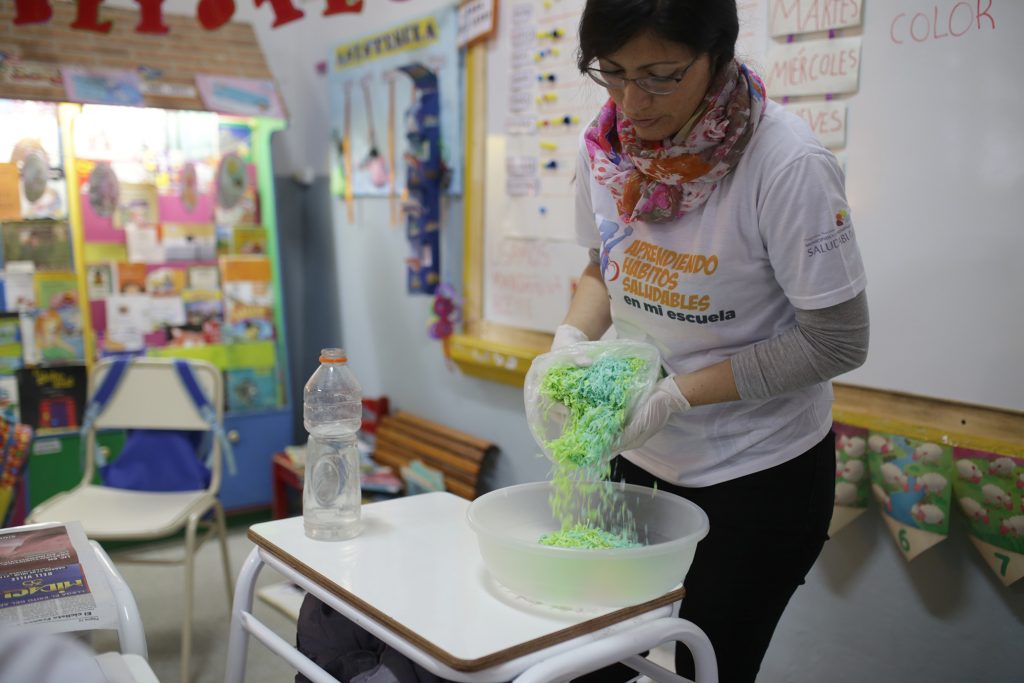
xmin=615 ymin=239 xmax=736 ymax=324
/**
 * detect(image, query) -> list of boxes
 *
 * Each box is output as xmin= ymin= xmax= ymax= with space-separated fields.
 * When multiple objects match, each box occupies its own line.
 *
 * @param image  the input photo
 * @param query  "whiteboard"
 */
xmin=481 ymin=0 xmax=1024 ymax=412
xmin=481 ymin=0 xmax=597 ymax=333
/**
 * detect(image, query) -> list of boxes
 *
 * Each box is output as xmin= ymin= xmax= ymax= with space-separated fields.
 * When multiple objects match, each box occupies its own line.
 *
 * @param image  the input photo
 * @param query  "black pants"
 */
xmin=295 ymin=595 xmax=444 ymax=683
xmin=585 ymin=431 xmax=836 ymax=683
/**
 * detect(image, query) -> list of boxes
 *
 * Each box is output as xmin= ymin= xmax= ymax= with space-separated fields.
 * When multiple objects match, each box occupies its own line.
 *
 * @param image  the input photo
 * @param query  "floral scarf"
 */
xmin=584 ymin=61 xmax=767 ymax=224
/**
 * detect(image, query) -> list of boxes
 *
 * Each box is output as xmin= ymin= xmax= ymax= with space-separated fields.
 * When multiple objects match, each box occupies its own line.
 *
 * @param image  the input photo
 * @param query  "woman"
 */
xmin=557 ymin=0 xmax=868 ymax=681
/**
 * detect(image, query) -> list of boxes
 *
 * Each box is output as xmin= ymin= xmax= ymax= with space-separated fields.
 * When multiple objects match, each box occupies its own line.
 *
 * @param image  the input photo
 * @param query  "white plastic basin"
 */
xmin=467 ymin=481 xmax=709 ymax=608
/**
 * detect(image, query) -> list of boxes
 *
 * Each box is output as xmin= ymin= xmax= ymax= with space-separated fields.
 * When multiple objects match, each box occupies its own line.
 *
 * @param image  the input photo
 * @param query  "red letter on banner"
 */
xmin=197 ymin=0 xmax=235 ymax=30
xmin=72 ymin=0 xmax=113 ymax=32
xmin=254 ymin=0 xmax=304 ymax=27
xmin=13 ymin=0 xmax=52 ymax=25
xmin=135 ymin=0 xmax=169 ymax=34
xmin=323 ymin=0 xmax=364 ymax=16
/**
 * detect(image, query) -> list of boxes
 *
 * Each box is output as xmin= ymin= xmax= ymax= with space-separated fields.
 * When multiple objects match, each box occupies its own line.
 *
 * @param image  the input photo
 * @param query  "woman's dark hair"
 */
xmin=577 ymin=0 xmax=738 ymax=75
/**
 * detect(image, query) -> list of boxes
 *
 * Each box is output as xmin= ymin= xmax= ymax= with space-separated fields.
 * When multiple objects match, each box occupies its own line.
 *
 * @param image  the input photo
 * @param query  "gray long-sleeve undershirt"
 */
xmin=730 ymin=290 xmax=869 ymax=400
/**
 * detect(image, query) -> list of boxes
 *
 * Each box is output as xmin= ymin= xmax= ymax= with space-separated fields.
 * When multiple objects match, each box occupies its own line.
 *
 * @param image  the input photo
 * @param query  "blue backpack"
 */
xmin=84 ymin=358 xmax=237 ymax=492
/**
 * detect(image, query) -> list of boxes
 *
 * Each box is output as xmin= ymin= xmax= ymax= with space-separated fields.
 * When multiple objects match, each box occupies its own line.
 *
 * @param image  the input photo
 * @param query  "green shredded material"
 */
xmin=539 ymin=522 xmax=641 ymax=549
xmin=537 ymin=351 xmax=653 ymax=551
xmin=539 ymin=355 xmax=650 ymax=469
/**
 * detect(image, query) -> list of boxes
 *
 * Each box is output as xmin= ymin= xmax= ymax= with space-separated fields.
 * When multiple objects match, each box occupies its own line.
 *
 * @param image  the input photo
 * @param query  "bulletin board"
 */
xmin=458 ymin=0 xmax=1024 ymax=414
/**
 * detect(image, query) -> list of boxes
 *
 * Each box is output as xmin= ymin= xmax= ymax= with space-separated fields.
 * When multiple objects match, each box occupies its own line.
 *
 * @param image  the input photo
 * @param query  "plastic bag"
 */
xmin=524 ymin=339 xmax=662 ymax=470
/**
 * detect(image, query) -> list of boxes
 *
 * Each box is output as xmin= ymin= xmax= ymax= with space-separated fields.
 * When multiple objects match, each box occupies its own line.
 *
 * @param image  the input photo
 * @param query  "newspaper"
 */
xmin=0 ymin=521 xmax=117 ymax=633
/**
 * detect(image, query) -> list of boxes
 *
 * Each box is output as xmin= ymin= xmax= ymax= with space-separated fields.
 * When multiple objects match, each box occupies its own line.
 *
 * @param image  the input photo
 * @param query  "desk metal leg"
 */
xmin=225 ymin=547 xmax=265 ymax=683
xmin=225 ymin=547 xmax=344 ymax=683
xmin=238 ymin=611 xmax=340 ymax=683
xmin=513 ymin=617 xmax=717 ymax=683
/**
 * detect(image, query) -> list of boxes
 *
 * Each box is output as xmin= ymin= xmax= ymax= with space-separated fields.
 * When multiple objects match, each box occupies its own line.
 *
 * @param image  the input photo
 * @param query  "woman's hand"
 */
xmin=615 ymin=375 xmax=691 ymax=452
xmin=551 ymin=324 xmax=589 ymax=351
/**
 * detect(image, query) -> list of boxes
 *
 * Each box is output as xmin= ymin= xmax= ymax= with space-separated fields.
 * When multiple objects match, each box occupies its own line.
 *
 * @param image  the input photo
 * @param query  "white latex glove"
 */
xmin=615 ymin=375 xmax=691 ymax=453
xmin=551 ymin=324 xmax=589 ymax=351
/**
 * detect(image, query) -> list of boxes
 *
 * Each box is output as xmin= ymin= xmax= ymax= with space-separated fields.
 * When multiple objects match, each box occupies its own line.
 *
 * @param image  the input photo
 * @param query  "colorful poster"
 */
xmin=104 ymin=295 xmax=149 ymax=351
xmin=15 ymin=365 xmax=88 ymax=434
xmin=221 ymin=256 xmax=274 ymax=341
xmin=158 ymin=160 xmax=216 ymax=224
xmin=145 ymin=296 xmax=186 ymax=337
xmin=85 ymin=264 xmax=114 ymax=300
xmin=329 ymin=8 xmax=463 ymax=197
xmin=953 ymin=448 xmax=1024 ymax=586
xmin=222 ymin=281 xmax=274 ymax=341
xmin=0 ymin=60 xmax=63 ymax=90
xmin=187 ymin=264 xmax=220 ymax=291
xmin=33 ymin=272 xmax=84 ymax=363
xmin=144 ymin=266 xmax=187 ymax=296
xmin=213 ymin=161 xmax=259 ymax=228
xmin=162 ymin=223 xmax=216 ymax=261
xmin=219 ymin=122 xmax=253 ymax=161
xmin=400 ymin=64 xmax=443 ymax=295
xmin=2 ymin=263 xmax=36 ymax=311
xmin=830 ymin=422 xmax=869 ymax=535
xmin=115 ymin=263 xmax=147 ymax=294
xmin=0 ymin=312 xmax=23 ymax=378
xmin=0 ymin=221 xmax=72 ymax=270
xmin=114 ymin=183 xmax=159 ymax=228
xmin=0 ymin=163 xmax=21 ymax=221
xmin=195 ymin=75 xmax=286 ymax=118
xmin=124 ymin=224 xmax=163 ymax=263
xmin=77 ymin=160 xmax=123 ymax=244
xmin=0 ymin=375 xmax=19 ymax=420
xmin=231 ymin=226 xmax=267 ymax=255
xmin=867 ymin=432 xmax=954 ymax=561
xmin=87 ymin=163 xmax=120 ymax=218
xmin=225 ymin=367 xmax=280 ymax=411
xmin=0 ymin=101 xmax=66 ymax=219
xmin=166 ymin=291 xmax=222 ymax=347
xmin=61 ymin=67 xmax=145 ymax=107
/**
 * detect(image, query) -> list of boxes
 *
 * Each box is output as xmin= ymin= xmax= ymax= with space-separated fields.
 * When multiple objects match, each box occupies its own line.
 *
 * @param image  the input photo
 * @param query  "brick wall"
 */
xmin=0 ymin=2 xmax=279 ymax=114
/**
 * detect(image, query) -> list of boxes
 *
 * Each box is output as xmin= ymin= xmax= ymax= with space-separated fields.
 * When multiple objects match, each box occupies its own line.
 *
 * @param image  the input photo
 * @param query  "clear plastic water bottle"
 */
xmin=303 ymin=348 xmax=363 ymax=541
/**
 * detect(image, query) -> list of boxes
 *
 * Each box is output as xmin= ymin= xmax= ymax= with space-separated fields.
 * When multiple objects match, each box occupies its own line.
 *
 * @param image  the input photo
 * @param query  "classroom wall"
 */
xmin=762 ymin=512 xmax=1023 ymax=681
xmin=274 ymin=176 xmax=342 ymax=443
xmin=73 ymin=2 xmax=1024 ymax=680
xmin=326 ymin=190 xmax=551 ymax=490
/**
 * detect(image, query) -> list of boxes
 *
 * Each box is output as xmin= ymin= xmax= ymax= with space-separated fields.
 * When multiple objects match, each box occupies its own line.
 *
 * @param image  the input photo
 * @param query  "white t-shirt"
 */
xmin=575 ymin=99 xmax=866 ymax=486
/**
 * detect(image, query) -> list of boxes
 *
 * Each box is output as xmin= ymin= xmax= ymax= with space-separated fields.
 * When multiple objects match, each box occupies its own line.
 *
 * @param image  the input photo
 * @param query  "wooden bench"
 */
xmin=373 ymin=411 xmax=496 ymax=500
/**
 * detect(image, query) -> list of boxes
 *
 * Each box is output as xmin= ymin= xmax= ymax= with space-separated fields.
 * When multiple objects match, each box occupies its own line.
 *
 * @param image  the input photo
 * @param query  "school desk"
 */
xmin=224 ymin=491 xmax=717 ymax=683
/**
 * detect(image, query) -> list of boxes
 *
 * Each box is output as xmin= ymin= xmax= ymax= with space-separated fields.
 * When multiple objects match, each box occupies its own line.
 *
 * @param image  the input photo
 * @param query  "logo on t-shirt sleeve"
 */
xmin=806 ymin=207 xmax=855 ymax=257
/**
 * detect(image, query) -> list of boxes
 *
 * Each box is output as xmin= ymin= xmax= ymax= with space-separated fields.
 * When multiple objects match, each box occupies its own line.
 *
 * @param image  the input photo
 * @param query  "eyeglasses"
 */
xmin=585 ymin=56 xmax=699 ymax=96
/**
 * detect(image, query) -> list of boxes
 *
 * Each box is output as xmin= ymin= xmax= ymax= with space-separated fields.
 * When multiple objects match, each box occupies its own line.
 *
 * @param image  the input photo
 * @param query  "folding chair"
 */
xmin=26 ymin=357 xmax=234 ymax=683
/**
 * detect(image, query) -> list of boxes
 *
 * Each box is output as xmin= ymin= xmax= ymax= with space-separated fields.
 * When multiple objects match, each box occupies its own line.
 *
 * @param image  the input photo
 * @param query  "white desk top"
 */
xmin=249 ymin=492 xmax=682 ymax=671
